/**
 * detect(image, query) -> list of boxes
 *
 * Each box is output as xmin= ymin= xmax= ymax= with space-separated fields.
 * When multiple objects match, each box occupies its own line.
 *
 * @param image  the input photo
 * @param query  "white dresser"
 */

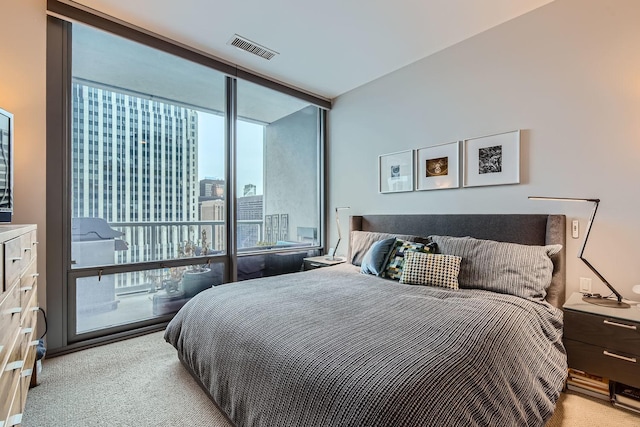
xmin=0 ymin=225 xmax=38 ymax=427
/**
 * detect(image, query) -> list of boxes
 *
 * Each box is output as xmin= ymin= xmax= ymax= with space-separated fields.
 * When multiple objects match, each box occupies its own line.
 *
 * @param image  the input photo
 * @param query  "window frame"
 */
xmin=46 ymin=2 xmax=329 ymax=354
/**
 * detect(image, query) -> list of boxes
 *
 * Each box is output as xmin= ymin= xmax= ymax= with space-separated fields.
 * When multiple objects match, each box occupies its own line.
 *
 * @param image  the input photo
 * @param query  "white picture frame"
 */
xmin=463 ymin=130 xmax=520 ymax=188
xmin=416 ymin=141 xmax=460 ymax=191
xmin=378 ymin=150 xmax=414 ymax=193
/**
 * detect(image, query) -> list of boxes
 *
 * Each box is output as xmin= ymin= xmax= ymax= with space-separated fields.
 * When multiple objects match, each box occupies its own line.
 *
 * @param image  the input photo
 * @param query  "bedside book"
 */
xmin=613 ymin=382 xmax=640 ymax=410
xmin=566 ymin=383 xmax=610 ymax=401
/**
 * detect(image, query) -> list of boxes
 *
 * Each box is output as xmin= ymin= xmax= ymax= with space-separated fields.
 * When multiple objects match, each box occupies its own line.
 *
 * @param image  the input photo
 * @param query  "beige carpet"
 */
xmin=23 ymin=331 xmax=640 ymax=427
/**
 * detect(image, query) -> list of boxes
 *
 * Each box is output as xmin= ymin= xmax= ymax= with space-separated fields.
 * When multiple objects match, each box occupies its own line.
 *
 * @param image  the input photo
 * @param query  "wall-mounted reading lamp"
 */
xmin=529 ymin=196 xmax=630 ymax=308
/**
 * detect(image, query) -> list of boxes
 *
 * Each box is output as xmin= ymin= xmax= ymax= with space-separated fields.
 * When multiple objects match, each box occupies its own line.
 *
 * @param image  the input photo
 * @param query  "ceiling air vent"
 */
xmin=227 ymin=34 xmax=279 ymax=60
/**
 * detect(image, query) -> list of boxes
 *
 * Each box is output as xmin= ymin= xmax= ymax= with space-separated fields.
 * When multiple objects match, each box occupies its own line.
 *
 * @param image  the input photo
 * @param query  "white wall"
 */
xmin=328 ymin=0 xmax=640 ymax=301
xmin=0 ymin=1 xmax=47 ymax=309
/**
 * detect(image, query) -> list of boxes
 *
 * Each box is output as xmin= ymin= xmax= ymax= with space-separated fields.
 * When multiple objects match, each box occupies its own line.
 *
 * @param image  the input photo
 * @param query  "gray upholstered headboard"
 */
xmin=349 ymin=214 xmax=566 ymax=308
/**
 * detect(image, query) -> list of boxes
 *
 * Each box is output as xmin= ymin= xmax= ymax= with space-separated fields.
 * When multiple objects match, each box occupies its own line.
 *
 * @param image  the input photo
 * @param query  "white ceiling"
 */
xmin=71 ymin=0 xmax=554 ymax=101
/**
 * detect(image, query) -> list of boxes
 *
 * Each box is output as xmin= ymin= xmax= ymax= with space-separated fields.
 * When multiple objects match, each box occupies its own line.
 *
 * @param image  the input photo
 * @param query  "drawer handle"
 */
xmin=5 ymin=360 xmax=24 ymax=371
xmin=603 ymin=350 xmax=637 ymax=363
xmin=23 ymin=247 xmax=31 ymax=252
xmin=23 ymin=327 xmax=33 ymax=334
xmin=10 ymin=256 xmax=22 ymax=262
xmin=30 ymin=340 xmax=39 ymax=346
xmin=8 ymin=307 xmax=22 ymax=314
xmin=32 ymin=273 xmax=40 ymax=278
xmin=20 ymin=286 xmax=33 ymax=292
xmin=603 ymin=319 xmax=637 ymax=330
xmin=30 ymin=306 xmax=40 ymax=312
xmin=22 ymin=368 xmax=33 ymax=377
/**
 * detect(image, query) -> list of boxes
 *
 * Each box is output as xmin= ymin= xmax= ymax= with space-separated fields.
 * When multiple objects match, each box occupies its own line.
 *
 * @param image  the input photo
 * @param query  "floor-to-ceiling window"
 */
xmin=46 ymin=1 xmax=329 ymax=353
xmin=69 ymin=23 xmax=228 ymax=337
xmin=235 ymin=80 xmax=321 ymax=279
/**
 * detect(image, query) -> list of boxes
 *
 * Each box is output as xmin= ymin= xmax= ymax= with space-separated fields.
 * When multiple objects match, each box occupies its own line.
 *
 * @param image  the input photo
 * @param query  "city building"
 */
xmin=71 ymin=82 xmax=199 ymax=264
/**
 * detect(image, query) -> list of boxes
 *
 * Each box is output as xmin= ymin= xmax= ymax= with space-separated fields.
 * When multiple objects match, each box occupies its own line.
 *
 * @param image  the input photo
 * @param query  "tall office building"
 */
xmin=237 ymin=194 xmax=263 ymax=248
xmin=200 ymin=199 xmax=225 ymax=252
xmin=198 ymin=179 xmax=264 ymax=250
xmin=199 ymin=178 xmax=225 ymax=202
xmin=71 ymin=82 xmax=199 ymax=263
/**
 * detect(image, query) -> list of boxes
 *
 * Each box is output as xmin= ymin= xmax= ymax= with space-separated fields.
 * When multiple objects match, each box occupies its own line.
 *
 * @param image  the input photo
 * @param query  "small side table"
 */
xmin=303 ymin=255 xmax=346 ymax=271
xmin=563 ymin=292 xmax=640 ymax=390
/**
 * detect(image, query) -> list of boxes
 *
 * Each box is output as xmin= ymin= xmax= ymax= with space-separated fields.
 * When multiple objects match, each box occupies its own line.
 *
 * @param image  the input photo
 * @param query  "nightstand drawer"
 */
xmin=564 ymin=309 xmax=640 ymax=354
xmin=565 ymin=338 xmax=640 ymax=388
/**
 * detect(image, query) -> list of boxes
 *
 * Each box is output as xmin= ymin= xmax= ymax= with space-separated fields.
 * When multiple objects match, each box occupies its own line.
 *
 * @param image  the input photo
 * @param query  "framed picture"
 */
xmin=378 ymin=150 xmax=414 ymax=193
xmin=272 ymin=214 xmax=279 ymax=242
xmin=416 ymin=141 xmax=460 ymax=191
xmin=280 ymin=214 xmax=289 ymax=241
xmin=463 ymin=130 xmax=520 ymax=188
xmin=264 ymin=215 xmax=272 ymax=242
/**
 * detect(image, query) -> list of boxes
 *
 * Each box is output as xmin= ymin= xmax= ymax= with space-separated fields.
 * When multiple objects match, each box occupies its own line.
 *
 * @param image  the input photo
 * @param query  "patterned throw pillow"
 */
xmin=399 ymin=251 xmax=462 ymax=289
xmin=349 ymin=231 xmax=430 ymax=266
xmin=382 ymin=239 xmax=437 ymax=281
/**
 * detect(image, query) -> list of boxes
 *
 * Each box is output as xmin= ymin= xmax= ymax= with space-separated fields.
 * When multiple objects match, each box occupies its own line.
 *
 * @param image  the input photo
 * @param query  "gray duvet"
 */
xmin=164 ymin=264 xmax=566 ymax=427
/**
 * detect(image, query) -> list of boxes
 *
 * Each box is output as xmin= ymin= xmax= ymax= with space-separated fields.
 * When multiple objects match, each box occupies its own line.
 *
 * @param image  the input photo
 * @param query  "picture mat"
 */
xmin=416 ymin=141 xmax=459 ymax=191
xmin=379 ymin=150 xmax=414 ymax=193
xmin=463 ymin=130 xmax=520 ymax=187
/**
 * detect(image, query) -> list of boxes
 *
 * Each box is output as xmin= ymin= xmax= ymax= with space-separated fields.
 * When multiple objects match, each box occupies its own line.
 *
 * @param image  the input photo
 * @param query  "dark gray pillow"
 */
xmin=349 ymin=231 xmax=429 ymax=266
xmin=429 ymin=235 xmax=562 ymax=301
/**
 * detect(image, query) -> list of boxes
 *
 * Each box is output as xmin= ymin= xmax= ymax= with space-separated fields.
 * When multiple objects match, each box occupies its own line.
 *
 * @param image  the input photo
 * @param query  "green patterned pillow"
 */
xmin=382 ymin=239 xmax=436 ymax=281
xmin=399 ymin=251 xmax=462 ymax=289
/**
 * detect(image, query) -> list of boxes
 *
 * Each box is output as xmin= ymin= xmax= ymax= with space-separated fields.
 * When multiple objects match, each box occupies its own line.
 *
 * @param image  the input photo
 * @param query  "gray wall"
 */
xmin=328 ymin=0 xmax=640 ymax=300
xmin=265 ymin=106 xmax=319 ymax=243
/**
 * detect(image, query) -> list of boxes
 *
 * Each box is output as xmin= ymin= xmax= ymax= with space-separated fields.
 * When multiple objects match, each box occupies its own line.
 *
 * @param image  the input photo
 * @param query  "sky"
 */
xmin=198 ymin=112 xmax=264 ymax=195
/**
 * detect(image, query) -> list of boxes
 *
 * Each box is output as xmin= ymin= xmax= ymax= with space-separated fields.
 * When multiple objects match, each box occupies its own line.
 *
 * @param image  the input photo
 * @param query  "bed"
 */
xmin=165 ymin=214 xmax=568 ymax=427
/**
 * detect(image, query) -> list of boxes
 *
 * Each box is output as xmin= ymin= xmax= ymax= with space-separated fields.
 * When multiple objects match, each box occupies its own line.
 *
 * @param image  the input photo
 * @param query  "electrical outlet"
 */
xmin=579 ymin=277 xmax=592 ymax=293
xmin=572 ymin=220 xmax=579 ymax=239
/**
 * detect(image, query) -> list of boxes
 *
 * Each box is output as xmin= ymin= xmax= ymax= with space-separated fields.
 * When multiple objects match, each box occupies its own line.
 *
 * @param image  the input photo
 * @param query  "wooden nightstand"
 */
xmin=563 ymin=292 xmax=640 ymax=390
xmin=302 ymin=256 xmax=346 ymax=271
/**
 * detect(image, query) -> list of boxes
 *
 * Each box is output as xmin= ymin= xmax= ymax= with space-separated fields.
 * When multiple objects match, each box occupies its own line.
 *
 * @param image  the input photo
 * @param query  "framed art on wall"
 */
xmin=379 ymin=150 xmax=414 ymax=193
xmin=280 ymin=214 xmax=289 ymax=241
xmin=265 ymin=215 xmax=272 ymax=242
xmin=416 ymin=141 xmax=460 ymax=191
xmin=463 ymin=130 xmax=520 ymax=187
xmin=272 ymin=214 xmax=279 ymax=242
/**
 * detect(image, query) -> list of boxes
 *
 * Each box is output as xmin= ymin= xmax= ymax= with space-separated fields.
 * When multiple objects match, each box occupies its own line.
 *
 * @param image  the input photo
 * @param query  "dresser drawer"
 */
xmin=19 ymin=340 xmax=37 ymax=410
xmin=0 ymin=363 xmax=21 ymax=427
xmin=565 ymin=338 xmax=640 ymax=388
xmin=564 ymin=309 xmax=640 ymax=355
xmin=19 ymin=257 xmax=37 ymax=292
xmin=19 ymin=305 xmax=38 ymax=357
xmin=0 ymin=284 xmax=21 ymax=364
xmin=28 ymin=229 xmax=37 ymax=260
xmin=0 ymin=331 xmax=24 ymax=416
xmin=19 ymin=261 xmax=38 ymax=325
xmin=4 ymin=237 xmax=25 ymax=289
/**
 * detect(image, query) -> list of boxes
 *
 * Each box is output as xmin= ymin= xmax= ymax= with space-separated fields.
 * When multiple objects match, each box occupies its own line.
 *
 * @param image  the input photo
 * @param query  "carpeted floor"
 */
xmin=23 ymin=331 xmax=640 ymax=427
